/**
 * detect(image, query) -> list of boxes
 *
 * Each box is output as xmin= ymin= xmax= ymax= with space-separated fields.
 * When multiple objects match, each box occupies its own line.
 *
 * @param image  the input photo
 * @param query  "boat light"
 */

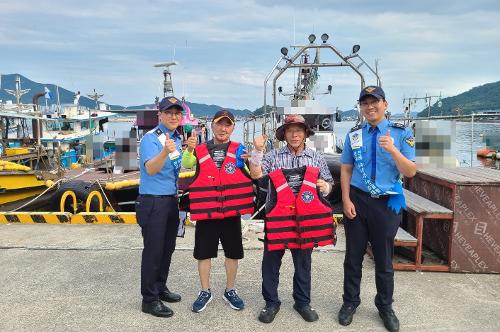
xmin=352 ymin=44 xmax=360 ymax=54
xmin=308 ymin=34 xmax=316 ymax=43
xmin=321 ymin=33 xmax=329 ymax=43
xmin=280 ymin=47 xmax=288 ymax=56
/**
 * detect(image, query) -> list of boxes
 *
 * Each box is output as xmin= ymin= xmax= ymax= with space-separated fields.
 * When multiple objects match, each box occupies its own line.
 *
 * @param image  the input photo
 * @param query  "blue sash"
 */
xmin=349 ymin=129 xmax=406 ymax=214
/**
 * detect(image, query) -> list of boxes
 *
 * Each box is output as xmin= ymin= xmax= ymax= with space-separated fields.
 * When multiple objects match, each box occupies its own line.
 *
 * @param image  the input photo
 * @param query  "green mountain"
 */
xmin=339 ymin=108 xmax=358 ymax=119
xmin=417 ymin=81 xmax=500 ymax=117
xmin=0 ymin=74 xmax=109 ymax=109
xmin=0 ymin=73 xmax=252 ymax=117
xmin=252 ymin=105 xmax=273 ymax=116
xmin=126 ymin=102 xmax=252 ymax=118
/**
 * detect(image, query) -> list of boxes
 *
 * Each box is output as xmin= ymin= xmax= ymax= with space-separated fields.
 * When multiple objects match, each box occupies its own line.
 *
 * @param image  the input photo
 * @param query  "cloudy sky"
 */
xmin=1 ymin=0 xmax=499 ymax=112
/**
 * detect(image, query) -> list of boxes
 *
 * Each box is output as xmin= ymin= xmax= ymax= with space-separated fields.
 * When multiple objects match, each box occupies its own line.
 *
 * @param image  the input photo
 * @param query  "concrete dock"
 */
xmin=1 ymin=223 xmax=499 ymax=331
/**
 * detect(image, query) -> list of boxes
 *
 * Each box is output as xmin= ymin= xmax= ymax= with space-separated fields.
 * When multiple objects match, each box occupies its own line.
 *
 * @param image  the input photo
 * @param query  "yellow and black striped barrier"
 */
xmin=1 ymin=212 xmax=342 ymax=225
xmin=333 ymin=213 xmax=344 ymax=225
xmin=0 ymin=212 xmax=136 ymax=224
xmin=0 ymin=212 xmax=73 ymax=224
xmin=70 ymin=212 xmax=136 ymax=224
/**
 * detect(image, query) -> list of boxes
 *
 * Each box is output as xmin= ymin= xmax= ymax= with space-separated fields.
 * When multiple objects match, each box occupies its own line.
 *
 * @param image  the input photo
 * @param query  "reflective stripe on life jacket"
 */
xmin=265 ymin=166 xmax=336 ymax=251
xmin=188 ymin=141 xmax=255 ymax=220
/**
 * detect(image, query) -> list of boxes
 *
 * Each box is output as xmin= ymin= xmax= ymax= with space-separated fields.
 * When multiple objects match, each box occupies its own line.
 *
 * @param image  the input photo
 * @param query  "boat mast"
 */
xmin=153 ymin=62 xmax=178 ymax=98
xmin=85 ymin=89 xmax=104 ymax=164
xmin=4 ymin=75 xmax=30 ymax=106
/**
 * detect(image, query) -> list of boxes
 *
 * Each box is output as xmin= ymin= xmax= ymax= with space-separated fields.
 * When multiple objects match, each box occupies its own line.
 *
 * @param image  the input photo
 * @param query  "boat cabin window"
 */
xmin=60 ymin=122 xmax=75 ymax=131
xmin=46 ymin=121 xmax=62 ymax=131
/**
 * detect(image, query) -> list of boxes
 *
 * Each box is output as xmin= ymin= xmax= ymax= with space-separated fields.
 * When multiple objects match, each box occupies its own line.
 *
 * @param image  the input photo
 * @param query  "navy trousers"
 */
xmin=342 ymin=187 xmax=401 ymax=312
xmin=262 ymin=244 xmax=313 ymax=308
xmin=135 ymin=195 xmax=179 ymax=303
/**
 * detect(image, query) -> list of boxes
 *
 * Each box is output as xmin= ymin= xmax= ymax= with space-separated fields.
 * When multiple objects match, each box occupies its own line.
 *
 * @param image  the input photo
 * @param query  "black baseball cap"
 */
xmin=212 ymin=110 xmax=235 ymax=125
xmin=359 ymin=86 xmax=385 ymax=101
xmin=159 ymin=96 xmax=184 ymax=112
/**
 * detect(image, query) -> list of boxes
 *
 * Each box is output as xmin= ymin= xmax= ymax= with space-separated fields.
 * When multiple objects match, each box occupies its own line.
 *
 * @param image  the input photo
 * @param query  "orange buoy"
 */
xmin=477 ymin=147 xmax=494 ymax=158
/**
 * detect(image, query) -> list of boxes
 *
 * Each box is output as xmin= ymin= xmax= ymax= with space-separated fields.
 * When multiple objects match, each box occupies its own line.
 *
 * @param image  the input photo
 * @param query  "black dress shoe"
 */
xmin=379 ymin=309 xmax=400 ymax=332
xmin=159 ymin=289 xmax=181 ymax=303
xmin=142 ymin=300 xmax=174 ymax=318
xmin=293 ymin=304 xmax=319 ymax=322
xmin=338 ymin=304 xmax=356 ymax=326
xmin=258 ymin=305 xmax=280 ymax=323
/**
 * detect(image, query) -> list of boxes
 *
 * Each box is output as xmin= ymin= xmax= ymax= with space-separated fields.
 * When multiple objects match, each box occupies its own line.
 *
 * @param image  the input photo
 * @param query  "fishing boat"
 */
xmin=244 ymin=33 xmax=382 ymax=203
xmin=0 ymin=78 xmax=119 ymax=211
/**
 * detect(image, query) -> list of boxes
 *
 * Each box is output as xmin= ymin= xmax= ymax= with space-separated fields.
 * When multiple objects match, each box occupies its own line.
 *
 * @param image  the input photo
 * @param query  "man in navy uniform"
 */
xmin=136 ymin=96 xmax=184 ymax=317
xmin=339 ymin=86 xmax=416 ymax=331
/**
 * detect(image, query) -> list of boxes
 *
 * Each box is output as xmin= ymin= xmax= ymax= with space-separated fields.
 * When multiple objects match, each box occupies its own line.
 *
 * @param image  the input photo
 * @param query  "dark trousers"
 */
xmin=343 ymin=187 xmax=401 ymax=312
xmin=135 ymin=195 xmax=179 ymax=303
xmin=262 ymin=245 xmax=313 ymax=308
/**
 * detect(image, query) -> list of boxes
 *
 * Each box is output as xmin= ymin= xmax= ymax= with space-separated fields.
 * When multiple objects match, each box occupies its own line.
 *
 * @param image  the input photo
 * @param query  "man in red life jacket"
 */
xmin=249 ymin=114 xmax=336 ymax=324
xmin=182 ymin=110 xmax=254 ymax=313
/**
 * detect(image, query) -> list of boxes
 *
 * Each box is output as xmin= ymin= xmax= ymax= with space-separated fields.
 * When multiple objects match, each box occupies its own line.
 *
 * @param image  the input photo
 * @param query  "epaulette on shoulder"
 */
xmin=154 ymin=128 xmax=163 ymax=136
xmin=146 ymin=127 xmax=159 ymax=135
xmin=389 ymin=122 xmax=406 ymax=129
xmin=349 ymin=124 xmax=363 ymax=132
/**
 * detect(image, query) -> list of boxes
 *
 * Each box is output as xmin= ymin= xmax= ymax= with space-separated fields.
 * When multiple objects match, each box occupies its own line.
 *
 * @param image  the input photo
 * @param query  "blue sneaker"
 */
xmin=192 ymin=290 xmax=212 ymax=313
xmin=223 ymin=289 xmax=244 ymax=310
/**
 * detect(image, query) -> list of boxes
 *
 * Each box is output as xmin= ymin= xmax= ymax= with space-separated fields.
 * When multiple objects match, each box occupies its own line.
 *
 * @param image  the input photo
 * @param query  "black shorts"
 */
xmin=194 ymin=216 xmax=244 ymax=260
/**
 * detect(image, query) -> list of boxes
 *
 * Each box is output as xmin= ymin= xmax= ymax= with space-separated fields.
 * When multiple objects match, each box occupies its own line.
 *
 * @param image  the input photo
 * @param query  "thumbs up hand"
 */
xmin=253 ymin=134 xmax=268 ymax=152
xmin=186 ymin=129 xmax=198 ymax=153
xmin=378 ymin=129 xmax=395 ymax=153
xmin=164 ymin=133 xmax=177 ymax=154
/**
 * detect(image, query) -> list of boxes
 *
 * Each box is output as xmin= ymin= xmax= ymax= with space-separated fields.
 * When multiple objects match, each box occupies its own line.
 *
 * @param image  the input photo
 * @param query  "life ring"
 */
xmin=321 ymin=117 xmax=331 ymax=130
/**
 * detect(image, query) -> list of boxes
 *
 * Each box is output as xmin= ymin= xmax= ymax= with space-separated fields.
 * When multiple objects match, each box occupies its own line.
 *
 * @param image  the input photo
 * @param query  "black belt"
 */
xmin=139 ymin=194 xmax=177 ymax=198
xmin=350 ymin=186 xmax=389 ymax=199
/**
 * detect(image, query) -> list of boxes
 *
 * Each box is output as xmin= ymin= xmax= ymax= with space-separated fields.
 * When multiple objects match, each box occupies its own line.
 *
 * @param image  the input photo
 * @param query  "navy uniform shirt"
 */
xmin=341 ymin=119 xmax=415 ymax=193
xmin=139 ymin=123 xmax=182 ymax=195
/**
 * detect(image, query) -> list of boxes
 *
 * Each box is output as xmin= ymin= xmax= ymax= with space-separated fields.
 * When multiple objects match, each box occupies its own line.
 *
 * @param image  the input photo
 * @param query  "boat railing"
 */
xmin=243 ymin=110 xmax=279 ymax=150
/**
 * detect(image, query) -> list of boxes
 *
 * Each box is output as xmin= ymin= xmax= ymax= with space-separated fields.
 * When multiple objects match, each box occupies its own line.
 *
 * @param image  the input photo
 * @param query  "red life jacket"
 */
xmin=188 ymin=141 xmax=255 ymax=220
xmin=265 ymin=166 xmax=336 ymax=251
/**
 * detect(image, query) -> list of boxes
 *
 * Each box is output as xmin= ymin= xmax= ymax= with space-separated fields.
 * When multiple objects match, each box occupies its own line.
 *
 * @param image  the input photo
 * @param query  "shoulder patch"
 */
xmin=349 ymin=124 xmax=363 ymax=133
xmin=154 ymin=128 xmax=163 ymax=136
xmin=389 ymin=122 xmax=406 ymax=129
xmin=405 ymin=137 xmax=415 ymax=147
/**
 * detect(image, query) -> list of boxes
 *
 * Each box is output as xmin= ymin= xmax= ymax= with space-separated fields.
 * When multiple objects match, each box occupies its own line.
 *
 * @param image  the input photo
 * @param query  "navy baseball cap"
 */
xmin=159 ymin=96 xmax=184 ymax=112
xmin=359 ymin=86 xmax=385 ymax=101
xmin=212 ymin=110 xmax=235 ymax=125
